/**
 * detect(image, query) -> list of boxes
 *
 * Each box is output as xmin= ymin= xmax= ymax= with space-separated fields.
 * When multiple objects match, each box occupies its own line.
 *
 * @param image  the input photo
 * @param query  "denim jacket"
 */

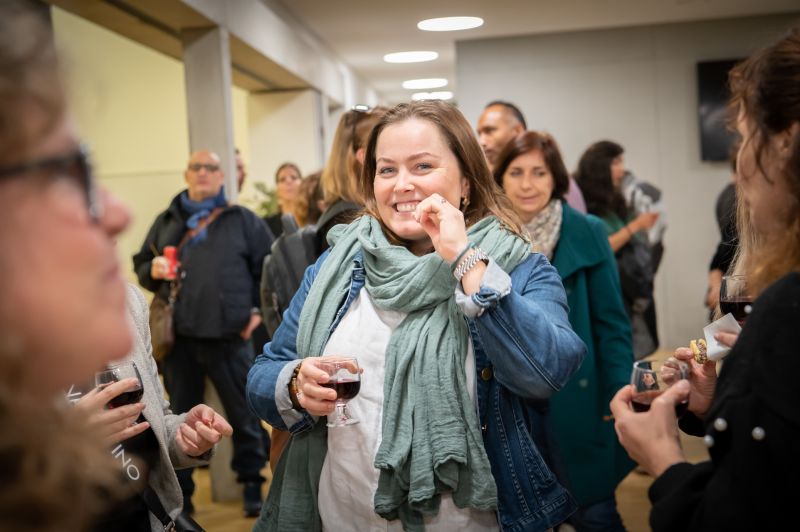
xmin=247 ymin=250 xmax=586 ymax=531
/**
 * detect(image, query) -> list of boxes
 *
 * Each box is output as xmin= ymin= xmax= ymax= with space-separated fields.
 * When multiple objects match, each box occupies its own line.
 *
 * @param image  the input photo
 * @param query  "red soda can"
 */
xmin=163 ymin=246 xmax=178 ymax=280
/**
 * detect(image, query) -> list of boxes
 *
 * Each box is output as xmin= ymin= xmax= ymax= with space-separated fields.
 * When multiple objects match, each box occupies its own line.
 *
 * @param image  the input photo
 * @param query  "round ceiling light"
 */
xmin=383 ymin=51 xmax=439 ymax=63
xmin=417 ymin=16 xmax=484 ymax=32
xmin=412 ymin=91 xmax=454 ymax=101
xmin=402 ymin=78 xmax=448 ymax=90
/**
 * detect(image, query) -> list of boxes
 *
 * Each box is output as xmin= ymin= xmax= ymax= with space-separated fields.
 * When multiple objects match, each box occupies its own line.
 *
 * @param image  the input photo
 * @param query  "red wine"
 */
xmin=321 ymin=380 xmax=361 ymax=401
xmin=720 ymin=297 xmax=753 ymax=322
xmin=107 ymin=387 xmax=144 ymax=408
xmin=632 ymin=399 xmax=688 ymax=417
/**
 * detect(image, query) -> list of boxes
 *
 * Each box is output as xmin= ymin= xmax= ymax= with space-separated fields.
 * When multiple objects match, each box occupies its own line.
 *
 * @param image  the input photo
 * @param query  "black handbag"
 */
xmin=141 ymin=485 xmax=205 ymax=532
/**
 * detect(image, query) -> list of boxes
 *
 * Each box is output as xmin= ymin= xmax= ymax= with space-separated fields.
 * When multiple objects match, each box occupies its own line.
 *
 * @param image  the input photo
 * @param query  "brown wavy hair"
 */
xmin=729 ymin=27 xmax=800 ymax=295
xmin=360 ymin=100 xmax=525 ymax=245
xmin=0 ymin=2 xmax=124 ymax=529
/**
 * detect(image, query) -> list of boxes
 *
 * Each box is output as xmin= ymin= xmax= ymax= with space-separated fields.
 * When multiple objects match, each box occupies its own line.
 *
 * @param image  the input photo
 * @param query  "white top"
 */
xmin=318 ymin=288 xmax=499 ymax=532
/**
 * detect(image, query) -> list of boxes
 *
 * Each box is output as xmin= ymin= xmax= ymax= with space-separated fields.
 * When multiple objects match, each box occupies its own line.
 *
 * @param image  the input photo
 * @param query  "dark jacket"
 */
xmin=133 ymin=192 xmax=273 ymax=339
xmin=649 ymin=272 xmax=800 ymax=531
xmin=549 ymin=204 xmax=635 ymax=505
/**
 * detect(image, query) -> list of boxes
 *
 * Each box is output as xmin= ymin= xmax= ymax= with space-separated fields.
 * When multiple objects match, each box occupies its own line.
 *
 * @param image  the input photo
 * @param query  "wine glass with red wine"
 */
xmin=719 ymin=274 xmax=752 ymax=325
xmin=630 ymin=359 xmax=689 ymax=417
xmin=318 ymin=356 xmax=361 ymax=428
xmin=95 ymin=361 xmax=144 ymax=410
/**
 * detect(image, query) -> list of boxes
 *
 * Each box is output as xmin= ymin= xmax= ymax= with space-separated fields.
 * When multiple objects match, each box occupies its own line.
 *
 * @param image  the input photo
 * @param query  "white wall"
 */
xmin=456 ymin=13 xmax=800 ymax=348
xmin=245 ymin=90 xmax=324 ymax=195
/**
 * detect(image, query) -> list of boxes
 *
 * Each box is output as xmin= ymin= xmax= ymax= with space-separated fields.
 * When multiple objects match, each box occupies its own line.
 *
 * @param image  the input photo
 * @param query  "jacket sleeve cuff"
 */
xmin=648 ymin=461 xmax=694 ymax=503
xmin=276 ymin=359 xmax=316 ymax=432
xmin=454 ymin=257 xmax=512 ymax=318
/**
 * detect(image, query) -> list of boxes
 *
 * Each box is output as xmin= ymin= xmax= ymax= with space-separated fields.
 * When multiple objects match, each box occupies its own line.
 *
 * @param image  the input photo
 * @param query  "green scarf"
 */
xmin=258 ymin=215 xmax=530 ymax=532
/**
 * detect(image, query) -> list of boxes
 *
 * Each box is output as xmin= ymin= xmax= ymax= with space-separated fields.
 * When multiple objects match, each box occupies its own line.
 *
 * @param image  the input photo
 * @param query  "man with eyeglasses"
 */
xmin=133 ymin=150 xmax=273 ymax=519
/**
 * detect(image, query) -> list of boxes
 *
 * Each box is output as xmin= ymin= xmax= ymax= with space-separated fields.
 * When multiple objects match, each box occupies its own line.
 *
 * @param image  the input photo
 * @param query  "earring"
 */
xmin=460 ymin=195 xmax=471 ymax=211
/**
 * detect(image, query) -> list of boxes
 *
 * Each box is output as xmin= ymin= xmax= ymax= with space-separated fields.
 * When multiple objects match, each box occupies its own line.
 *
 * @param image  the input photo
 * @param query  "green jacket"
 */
xmin=549 ymin=203 xmax=635 ymax=505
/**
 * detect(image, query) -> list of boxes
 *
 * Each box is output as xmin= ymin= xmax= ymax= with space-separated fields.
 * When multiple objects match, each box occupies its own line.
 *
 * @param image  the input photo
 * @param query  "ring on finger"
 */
xmin=439 ymin=197 xmax=447 ymax=204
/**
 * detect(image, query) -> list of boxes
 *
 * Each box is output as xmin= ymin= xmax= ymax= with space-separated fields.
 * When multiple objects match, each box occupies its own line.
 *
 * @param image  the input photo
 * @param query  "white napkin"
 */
xmin=703 ymin=313 xmax=742 ymax=361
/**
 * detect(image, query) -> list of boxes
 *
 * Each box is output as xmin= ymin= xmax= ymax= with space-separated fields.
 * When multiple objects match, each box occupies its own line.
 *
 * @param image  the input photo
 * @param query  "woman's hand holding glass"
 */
xmin=610 ymin=380 xmax=689 ymax=477
xmin=294 ymin=359 xmax=339 ymax=417
xmin=75 ymin=378 xmax=150 ymax=447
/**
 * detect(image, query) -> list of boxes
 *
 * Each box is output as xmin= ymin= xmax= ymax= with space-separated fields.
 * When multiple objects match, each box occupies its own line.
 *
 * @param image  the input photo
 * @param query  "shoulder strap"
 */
xmin=140 ymin=485 xmax=176 ymax=531
xmin=176 ymin=206 xmax=225 ymax=253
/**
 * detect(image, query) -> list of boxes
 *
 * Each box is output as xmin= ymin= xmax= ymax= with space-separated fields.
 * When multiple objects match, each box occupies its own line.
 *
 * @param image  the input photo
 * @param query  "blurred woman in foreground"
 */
xmin=0 ymin=1 xmax=132 ymax=529
xmin=611 ymin=28 xmax=800 ymax=531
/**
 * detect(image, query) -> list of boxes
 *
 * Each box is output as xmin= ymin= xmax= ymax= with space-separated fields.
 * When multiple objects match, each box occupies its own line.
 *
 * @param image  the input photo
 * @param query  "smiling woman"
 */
xmin=247 ymin=100 xmax=587 ymax=532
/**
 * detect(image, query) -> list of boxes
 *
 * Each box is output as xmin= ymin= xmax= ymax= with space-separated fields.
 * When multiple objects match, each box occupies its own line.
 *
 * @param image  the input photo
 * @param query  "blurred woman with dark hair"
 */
xmin=611 ymin=27 xmax=800 ymax=531
xmin=495 ymin=132 xmax=634 ymax=531
xmin=576 ymin=140 xmax=661 ymax=358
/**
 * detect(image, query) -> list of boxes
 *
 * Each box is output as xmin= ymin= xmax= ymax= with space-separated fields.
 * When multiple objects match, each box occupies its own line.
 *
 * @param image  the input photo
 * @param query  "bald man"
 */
xmin=133 ymin=150 xmax=272 ymax=518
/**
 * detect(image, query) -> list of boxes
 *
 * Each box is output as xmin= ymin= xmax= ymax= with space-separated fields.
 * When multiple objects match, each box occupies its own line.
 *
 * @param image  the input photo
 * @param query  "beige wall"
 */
xmin=243 ymin=90 xmax=324 ymax=208
xmin=51 ymin=7 xmax=251 ymax=285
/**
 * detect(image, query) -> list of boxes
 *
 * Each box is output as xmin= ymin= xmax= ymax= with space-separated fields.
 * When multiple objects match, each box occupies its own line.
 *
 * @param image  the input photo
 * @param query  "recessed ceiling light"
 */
xmin=412 ymin=91 xmax=454 ymax=101
xmin=417 ymin=16 xmax=484 ymax=32
xmin=383 ymin=51 xmax=439 ymax=63
xmin=402 ymin=78 xmax=448 ymax=90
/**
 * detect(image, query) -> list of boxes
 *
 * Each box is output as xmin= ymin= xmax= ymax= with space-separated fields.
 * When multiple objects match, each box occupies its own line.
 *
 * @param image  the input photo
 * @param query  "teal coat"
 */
xmin=549 ymin=203 xmax=635 ymax=505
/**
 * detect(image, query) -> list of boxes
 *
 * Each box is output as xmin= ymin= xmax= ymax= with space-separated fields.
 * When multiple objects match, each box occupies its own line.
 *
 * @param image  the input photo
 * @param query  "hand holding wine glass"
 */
xmin=75 ymin=376 xmax=149 ymax=446
xmin=630 ymin=359 xmax=690 ymax=417
xmin=719 ymin=274 xmax=753 ymax=325
xmin=318 ymin=356 xmax=361 ymax=427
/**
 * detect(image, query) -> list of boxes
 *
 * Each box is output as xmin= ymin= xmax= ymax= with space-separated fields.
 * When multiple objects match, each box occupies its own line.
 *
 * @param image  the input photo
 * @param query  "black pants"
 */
xmin=163 ymin=335 xmax=268 ymax=499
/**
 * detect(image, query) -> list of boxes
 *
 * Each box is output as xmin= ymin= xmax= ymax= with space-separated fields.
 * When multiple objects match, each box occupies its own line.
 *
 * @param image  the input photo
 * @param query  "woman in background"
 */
xmin=575 ymin=141 xmax=660 ymax=358
xmin=294 ymin=171 xmax=324 ymax=227
xmin=611 ymin=28 xmax=800 ymax=531
xmin=265 ymin=162 xmax=302 ymax=238
xmin=494 ymin=131 xmax=634 ymax=531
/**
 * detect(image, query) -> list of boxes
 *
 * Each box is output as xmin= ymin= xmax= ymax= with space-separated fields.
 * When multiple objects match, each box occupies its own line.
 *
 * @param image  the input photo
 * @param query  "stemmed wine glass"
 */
xmin=318 ymin=356 xmax=361 ymax=427
xmin=95 ymin=361 xmax=144 ymax=410
xmin=719 ymin=274 xmax=753 ymax=325
xmin=630 ymin=359 xmax=689 ymax=417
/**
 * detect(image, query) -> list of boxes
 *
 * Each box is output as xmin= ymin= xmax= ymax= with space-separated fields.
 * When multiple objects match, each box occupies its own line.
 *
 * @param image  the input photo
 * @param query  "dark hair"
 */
xmin=574 ymin=140 xmax=627 ymax=219
xmin=484 ymin=100 xmax=527 ymax=129
xmin=493 ymin=131 xmax=570 ymax=201
xmin=361 ymin=100 xmax=525 ymax=244
xmin=729 ymin=27 xmax=800 ymax=294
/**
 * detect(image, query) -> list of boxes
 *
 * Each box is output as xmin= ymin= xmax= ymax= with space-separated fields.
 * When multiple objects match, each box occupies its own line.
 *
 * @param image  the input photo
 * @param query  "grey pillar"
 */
xmin=182 ymin=27 xmax=240 ymax=503
xmin=182 ymin=26 xmax=238 ymax=202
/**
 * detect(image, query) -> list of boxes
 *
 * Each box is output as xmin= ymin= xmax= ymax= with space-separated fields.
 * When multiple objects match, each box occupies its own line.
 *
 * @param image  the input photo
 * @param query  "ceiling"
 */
xmin=273 ymin=0 xmax=799 ymax=103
